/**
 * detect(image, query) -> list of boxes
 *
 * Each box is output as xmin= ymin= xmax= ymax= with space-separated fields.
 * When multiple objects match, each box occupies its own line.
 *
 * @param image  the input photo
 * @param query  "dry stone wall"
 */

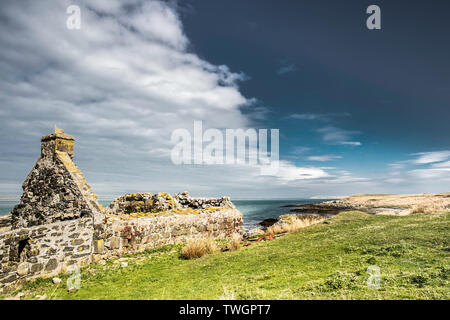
xmin=107 ymin=191 xmax=235 ymax=215
xmin=0 ymin=218 xmax=93 ymax=292
xmin=0 ymin=215 xmax=11 ymax=233
xmin=0 ymin=208 xmax=243 ymax=293
xmin=93 ymin=208 xmax=243 ymax=259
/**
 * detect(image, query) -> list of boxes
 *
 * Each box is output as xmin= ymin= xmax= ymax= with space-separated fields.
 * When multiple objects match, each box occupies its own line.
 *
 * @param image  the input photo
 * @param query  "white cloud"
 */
xmin=388 ymin=162 xmax=406 ymax=169
xmin=0 ymin=0 xmax=347 ymax=199
xmin=411 ymin=151 xmax=450 ymax=164
xmin=290 ymin=113 xmax=321 ymax=120
xmin=339 ymin=141 xmax=361 ymax=146
xmin=0 ymin=0 xmax=251 ymax=193
xmin=4 ymin=1 xmax=447 ymax=199
xmin=431 ymin=161 xmax=450 ymax=168
xmin=408 ymin=168 xmax=450 ymax=179
xmin=267 ymin=161 xmax=330 ymax=181
xmin=306 ymin=155 xmax=342 ymax=161
xmin=290 ymin=146 xmax=311 ymax=155
xmin=317 ymin=126 xmax=361 ymax=146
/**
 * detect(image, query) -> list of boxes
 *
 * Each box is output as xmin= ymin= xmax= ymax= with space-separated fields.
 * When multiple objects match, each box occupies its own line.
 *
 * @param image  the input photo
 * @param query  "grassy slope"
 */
xmin=7 ymin=211 xmax=450 ymax=300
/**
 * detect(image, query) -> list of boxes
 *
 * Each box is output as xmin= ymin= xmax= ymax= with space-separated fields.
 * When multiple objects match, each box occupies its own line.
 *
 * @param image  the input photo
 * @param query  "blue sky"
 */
xmin=0 ymin=0 xmax=449 ymax=199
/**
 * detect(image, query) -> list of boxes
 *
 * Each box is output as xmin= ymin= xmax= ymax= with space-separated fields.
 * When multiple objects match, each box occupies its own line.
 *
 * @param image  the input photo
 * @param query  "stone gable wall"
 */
xmin=11 ymin=156 xmax=95 ymax=228
xmin=11 ymin=130 xmax=103 ymax=229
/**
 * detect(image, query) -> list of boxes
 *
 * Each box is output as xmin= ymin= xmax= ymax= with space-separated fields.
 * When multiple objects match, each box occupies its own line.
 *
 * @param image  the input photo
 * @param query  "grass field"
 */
xmin=4 ymin=211 xmax=449 ymax=300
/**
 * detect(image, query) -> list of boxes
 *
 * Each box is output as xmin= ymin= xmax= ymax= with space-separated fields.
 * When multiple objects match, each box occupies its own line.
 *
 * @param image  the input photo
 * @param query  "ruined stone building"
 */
xmin=0 ymin=128 xmax=242 ymax=293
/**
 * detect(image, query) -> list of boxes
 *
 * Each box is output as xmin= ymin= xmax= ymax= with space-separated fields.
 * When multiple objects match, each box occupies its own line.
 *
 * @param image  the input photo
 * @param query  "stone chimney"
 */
xmin=41 ymin=126 xmax=75 ymax=159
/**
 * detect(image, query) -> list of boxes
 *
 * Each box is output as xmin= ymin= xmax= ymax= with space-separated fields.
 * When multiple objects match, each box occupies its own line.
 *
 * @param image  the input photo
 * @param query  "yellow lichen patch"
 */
xmin=55 ymin=151 xmax=102 ymax=214
xmin=157 ymin=192 xmax=173 ymax=200
xmin=114 ymin=206 xmax=224 ymax=220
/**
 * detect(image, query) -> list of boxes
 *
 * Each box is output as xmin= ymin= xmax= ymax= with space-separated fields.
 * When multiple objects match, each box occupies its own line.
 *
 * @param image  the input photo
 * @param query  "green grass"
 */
xmin=4 ymin=211 xmax=449 ymax=300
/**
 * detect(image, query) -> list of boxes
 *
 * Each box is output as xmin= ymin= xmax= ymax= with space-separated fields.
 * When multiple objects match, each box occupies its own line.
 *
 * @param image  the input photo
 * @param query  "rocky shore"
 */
xmin=246 ymin=192 xmax=450 ymax=237
xmin=281 ymin=193 xmax=450 ymax=216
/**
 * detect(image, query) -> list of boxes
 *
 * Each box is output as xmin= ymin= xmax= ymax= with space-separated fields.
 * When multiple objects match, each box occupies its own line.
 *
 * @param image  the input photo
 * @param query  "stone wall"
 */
xmin=0 ymin=218 xmax=93 ymax=292
xmin=0 ymin=209 xmax=243 ymax=293
xmin=0 ymin=214 xmax=11 ymax=233
xmin=107 ymin=191 xmax=235 ymax=215
xmin=93 ymin=208 xmax=243 ymax=260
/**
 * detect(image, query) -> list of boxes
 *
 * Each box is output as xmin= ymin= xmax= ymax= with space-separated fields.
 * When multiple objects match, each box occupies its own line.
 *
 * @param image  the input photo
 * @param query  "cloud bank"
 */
xmin=0 ymin=0 xmax=448 ymax=199
xmin=0 ymin=0 xmax=347 ymax=198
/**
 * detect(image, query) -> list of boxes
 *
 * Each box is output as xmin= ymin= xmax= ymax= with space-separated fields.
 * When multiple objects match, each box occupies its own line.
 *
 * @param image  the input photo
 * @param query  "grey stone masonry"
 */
xmin=10 ymin=127 xmax=103 ymax=229
xmin=0 ymin=218 xmax=93 ymax=292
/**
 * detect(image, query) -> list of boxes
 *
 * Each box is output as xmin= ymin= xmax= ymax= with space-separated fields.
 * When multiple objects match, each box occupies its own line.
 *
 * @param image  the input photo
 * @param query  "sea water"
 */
xmin=0 ymin=199 xmax=328 ymax=229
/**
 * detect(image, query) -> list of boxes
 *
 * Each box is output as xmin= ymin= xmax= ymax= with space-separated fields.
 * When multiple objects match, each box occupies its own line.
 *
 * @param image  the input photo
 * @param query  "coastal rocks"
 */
xmin=258 ymin=218 xmax=277 ymax=228
xmin=284 ymin=193 xmax=450 ymax=216
xmin=283 ymin=202 xmax=354 ymax=215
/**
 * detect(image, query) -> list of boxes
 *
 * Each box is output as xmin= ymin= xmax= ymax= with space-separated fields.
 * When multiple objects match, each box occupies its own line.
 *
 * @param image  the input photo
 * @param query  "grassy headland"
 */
xmin=4 ymin=210 xmax=449 ymax=300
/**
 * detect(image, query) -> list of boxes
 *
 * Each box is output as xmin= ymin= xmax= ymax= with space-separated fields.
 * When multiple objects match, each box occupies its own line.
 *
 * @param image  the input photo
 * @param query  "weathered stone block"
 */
xmin=1 ymin=273 xmax=17 ymax=284
xmin=16 ymin=262 xmax=29 ymax=276
xmin=110 ymin=237 xmax=120 ymax=249
xmin=30 ymin=263 xmax=43 ymax=273
xmin=71 ymin=239 xmax=84 ymax=246
xmin=93 ymin=239 xmax=104 ymax=254
xmin=45 ymin=258 xmax=58 ymax=271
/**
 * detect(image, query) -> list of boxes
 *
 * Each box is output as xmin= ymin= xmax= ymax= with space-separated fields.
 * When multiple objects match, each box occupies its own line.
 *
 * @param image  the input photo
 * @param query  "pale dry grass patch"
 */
xmin=267 ymin=215 xmax=326 ymax=235
xmin=230 ymin=234 xmax=242 ymax=251
xmin=410 ymin=206 xmax=426 ymax=214
xmin=181 ymin=238 xmax=219 ymax=259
